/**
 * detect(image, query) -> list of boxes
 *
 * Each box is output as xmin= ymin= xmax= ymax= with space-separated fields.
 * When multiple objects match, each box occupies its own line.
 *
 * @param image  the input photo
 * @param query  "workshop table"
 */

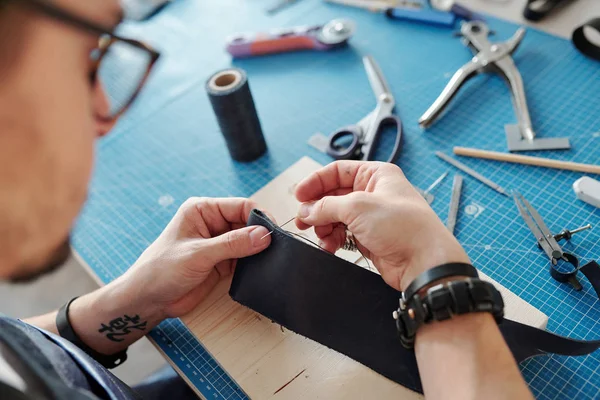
xmin=73 ymin=0 xmax=600 ymax=399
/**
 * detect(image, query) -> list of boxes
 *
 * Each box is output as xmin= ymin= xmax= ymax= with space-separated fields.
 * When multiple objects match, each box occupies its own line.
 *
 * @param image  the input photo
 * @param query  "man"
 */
xmin=0 ymin=0 xmax=533 ymax=399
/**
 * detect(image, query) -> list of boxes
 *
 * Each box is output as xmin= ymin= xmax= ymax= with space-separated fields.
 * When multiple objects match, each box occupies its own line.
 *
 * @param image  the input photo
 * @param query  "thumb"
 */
xmin=202 ymin=225 xmax=271 ymax=265
xmin=297 ymin=195 xmax=356 ymax=227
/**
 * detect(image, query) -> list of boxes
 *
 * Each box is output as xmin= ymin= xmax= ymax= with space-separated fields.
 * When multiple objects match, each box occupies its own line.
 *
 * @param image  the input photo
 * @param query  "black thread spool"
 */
xmin=206 ymin=68 xmax=267 ymax=162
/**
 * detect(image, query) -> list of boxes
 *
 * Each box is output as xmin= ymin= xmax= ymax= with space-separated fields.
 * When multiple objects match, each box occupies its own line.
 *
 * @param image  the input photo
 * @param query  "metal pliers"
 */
xmin=419 ymin=21 xmax=570 ymax=151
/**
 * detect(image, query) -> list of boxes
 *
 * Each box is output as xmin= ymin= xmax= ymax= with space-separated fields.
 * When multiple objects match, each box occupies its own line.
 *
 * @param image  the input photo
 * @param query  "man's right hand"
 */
xmin=295 ymin=160 xmax=470 ymax=292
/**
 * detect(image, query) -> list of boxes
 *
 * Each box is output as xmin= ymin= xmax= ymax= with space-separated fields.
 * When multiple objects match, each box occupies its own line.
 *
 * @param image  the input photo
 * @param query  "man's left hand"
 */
xmin=123 ymin=197 xmax=271 ymax=319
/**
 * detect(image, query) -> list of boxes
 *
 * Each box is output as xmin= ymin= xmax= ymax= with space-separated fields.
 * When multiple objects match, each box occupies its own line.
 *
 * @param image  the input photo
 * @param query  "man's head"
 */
xmin=0 ymin=0 xmax=123 ymax=281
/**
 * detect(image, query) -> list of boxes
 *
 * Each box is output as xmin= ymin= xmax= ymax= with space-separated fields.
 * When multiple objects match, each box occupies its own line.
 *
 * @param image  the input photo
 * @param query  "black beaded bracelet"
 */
xmin=403 ymin=262 xmax=479 ymax=300
xmin=395 ymin=263 xmax=504 ymax=349
xmin=56 ymin=297 xmax=128 ymax=369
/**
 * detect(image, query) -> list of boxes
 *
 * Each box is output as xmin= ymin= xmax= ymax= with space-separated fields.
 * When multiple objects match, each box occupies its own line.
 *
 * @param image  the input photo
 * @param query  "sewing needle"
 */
xmin=261 ymin=217 xmax=296 ymax=240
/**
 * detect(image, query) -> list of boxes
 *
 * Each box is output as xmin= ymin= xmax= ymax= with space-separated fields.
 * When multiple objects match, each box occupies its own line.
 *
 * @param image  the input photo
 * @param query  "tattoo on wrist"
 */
xmin=98 ymin=314 xmax=148 ymax=342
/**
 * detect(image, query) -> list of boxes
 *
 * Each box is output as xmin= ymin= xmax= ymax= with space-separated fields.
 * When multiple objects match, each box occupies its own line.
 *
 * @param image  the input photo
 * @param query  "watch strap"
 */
xmin=56 ymin=297 xmax=128 ymax=369
xmin=403 ymin=262 xmax=478 ymax=301
xmin=396 ymin=278 xmax=504 ymax=348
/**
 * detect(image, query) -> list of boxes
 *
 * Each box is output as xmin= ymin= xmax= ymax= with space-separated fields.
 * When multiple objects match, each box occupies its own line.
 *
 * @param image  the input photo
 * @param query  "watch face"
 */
xmin=317 ymin=19 xmax=356 ymax=45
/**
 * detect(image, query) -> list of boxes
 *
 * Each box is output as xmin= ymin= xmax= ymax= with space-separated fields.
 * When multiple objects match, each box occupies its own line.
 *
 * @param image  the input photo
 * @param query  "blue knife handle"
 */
xmin=386 ymin=7 xmax=456 ymax=27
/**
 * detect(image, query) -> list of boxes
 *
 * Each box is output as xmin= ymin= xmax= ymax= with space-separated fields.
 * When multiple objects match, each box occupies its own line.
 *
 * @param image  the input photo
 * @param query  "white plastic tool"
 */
xmin=573 ymin=177 xmax=600 ymax=208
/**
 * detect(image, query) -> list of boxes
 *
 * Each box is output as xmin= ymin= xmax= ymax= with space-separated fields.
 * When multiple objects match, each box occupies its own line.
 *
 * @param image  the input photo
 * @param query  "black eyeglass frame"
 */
xmin=15 ymin=0 xmax=161 ymax=122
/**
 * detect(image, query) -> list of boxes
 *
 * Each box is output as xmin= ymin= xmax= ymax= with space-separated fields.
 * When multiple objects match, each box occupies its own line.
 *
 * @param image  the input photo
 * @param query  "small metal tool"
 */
xmin=513 ymin=191 xmax=592 ymax=290
xmin=554 ymin=224 xmax=592 ymax=242
xmin=324 ymin=0 xmax=422 ymax=12
xmin=447 ymin=174 xmax=463 ymax=233
xmin=415 ymin=172 xmax=448 ymax=204
xmin=226 ymin=19 xmax=355 ymax=58
xmin=416 ymin=188 xmax=434 ymax=204
xmin=261 ymin=217 xmax=296 ymax=240
xmin=429 ymin=0 xmax=485 ymax=21
xmin=326 ymin=56 xmax=403 ymax=163
xmin=420 ymin=21 xmax=570 ymax=152
xmin=436 ymin=151 xmax=509 ymax=196
xmin=266 ymin=0 xmax=300 ymax=14
xmin=386 ymin=7 xmax=456 ymax=27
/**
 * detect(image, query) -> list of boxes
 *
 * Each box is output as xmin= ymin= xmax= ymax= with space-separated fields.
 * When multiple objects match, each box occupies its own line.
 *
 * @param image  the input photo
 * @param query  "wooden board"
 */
xmin=182 ymin=157 xmax=548 ymax=399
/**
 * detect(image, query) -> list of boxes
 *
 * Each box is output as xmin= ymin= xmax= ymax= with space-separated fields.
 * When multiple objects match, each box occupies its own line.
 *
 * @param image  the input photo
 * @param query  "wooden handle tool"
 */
xmin=453 ymin=147 xmax=600 ymax=175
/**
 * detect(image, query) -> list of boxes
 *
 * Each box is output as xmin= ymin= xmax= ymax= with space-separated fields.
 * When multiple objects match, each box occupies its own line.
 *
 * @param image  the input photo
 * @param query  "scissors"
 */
xmin=326 ymin=56 xmax=403 ymax=163
xmin=514 ymin=191 xmax=592 ymax=291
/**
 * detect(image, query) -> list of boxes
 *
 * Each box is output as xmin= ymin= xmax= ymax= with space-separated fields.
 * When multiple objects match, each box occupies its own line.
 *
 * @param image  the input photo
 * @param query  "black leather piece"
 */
xmin=572 ymin=18 xmax=600 ymax=61
xmin=500 ymin=319 xmax=600 ymax=361
xmin=231 ymin=210 xmax=600 ymax=391
xmin=230 ymin=210 xmax=422 ymax=392
xmin=580 ymin=261 xmax=600 ymax=299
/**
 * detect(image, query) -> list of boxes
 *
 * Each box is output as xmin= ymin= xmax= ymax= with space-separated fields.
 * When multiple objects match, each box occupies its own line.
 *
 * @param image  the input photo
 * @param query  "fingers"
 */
xmin=318 ymin=225 xmax=347 ymax=254
xmin=201 ymin=225 xmax=271 ymax=266
xmin=296 ymin=193 xmax=362 ymax=227
xmin=295 ymin=161 xmax=406 ymax=203
xmin=295 ymin=219 xmax=312 ymax=231
xmin=314 ymin=224 xmax=335 ymax=238
xmin=295 ymin=161 xmax=367 ymax=203
xmin=179 ymin=197 xmax=260 ymax=238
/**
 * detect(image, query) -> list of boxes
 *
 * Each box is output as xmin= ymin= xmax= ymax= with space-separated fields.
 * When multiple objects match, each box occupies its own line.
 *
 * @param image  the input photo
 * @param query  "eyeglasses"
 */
xmin=17 ymin=0 xmax=161 ymax=122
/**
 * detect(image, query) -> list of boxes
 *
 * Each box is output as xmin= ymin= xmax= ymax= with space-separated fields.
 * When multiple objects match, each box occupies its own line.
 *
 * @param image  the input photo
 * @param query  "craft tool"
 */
xmin=423 ymin=171 xmax=448 ymax=194
xmin=206 ymin=68 xmax=267 ymax=162
xmin=554 ymin=224 xmax=593 ymax=241
xmin=429 ymin=0 xmax=485 ymax=21
xmin=416 ymin=189 xmax=434 ymax=204
xmin=324 ymin=0 xmax=423 ymax=12
xmin=260 ymin=216 xmax=296 ymax=240
xmin=226 ymin=19 xmax=355 ymax=58
xmin=453 ymin=147 xmax=600 ymax=174
xmin=266 ymin=0 xmax=300 ymax=14
xmin=420 ymin=21 xmax=570 ymax=152
xmin=447 ymin=174 xmax=463 ymax=233
xmin=436 ymin=151 xmax=509 ymax=196
xmin=523 ymin=0 xmax=573 ymax=21
xmin=326 ymin=55 xmax=402 ymax=163
xmin=414 ymin=172 xmax=448 ymax=204
xmin=573 ymin=177 xmax=600 ymax=208
xmin=513 ymin=191 xmax=592 ymax=291
xmin=326 ymin=0 xmax=462 ymax=27
xmin=573 ymin=18 xmax=600 ymax=61
xmin=385 ymin=7 xmax=456 ymax=27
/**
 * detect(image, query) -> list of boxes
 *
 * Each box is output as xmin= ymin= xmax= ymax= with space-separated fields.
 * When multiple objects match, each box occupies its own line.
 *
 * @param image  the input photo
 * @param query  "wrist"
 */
xmin=394 ymin=267 xmax=503 ymax=349
xmin=400 ymin=235 xmax=470 ymax=291
xmin=68 ymin=276 xmax=163 ymax=355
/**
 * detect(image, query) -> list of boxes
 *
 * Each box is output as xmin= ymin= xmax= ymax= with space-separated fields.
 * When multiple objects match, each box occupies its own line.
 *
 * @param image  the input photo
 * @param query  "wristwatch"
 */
xmin=56 ymin=297 xmax=128 ymax=369
xmin=393 ymin=263 xmax=504 ymax=349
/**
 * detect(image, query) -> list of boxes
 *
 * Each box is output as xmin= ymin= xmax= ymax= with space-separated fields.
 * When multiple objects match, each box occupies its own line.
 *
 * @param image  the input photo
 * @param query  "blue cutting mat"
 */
xmin=72 ymin=1 xmax=600 ymax=399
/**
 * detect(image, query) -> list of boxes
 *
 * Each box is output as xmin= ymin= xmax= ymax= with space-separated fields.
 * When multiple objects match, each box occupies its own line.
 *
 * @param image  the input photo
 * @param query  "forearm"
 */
xmin=415 ymin=313 xmax=533 ymax=400
xmin=25 ymin=274 xmax=164 ymax=355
